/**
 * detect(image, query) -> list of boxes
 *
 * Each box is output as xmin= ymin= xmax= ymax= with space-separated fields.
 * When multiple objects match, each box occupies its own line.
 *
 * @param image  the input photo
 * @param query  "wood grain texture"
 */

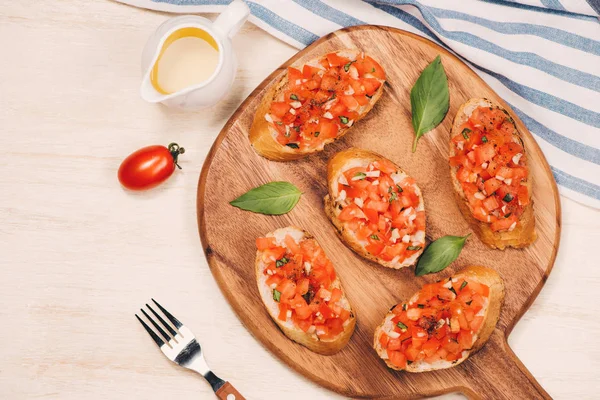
xmin=216 ymin=382 xmax=246 ymax=400
xmin=197 ymin=26 xmax=560 ymax=399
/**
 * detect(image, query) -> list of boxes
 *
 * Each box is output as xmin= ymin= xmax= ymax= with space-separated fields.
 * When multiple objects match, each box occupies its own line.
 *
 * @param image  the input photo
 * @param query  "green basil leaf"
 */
xmin=397 ymin=321 xmax=408 ymax=330
xmin=410 ymin=55 xmax=450 ymax=152
xmin=290 ymin=94 xmax=298 ymax=100
xmin=286 ymin=143 xmax=299 ymax=149
xmin=273 ymin=289 xmax=281 ymax=302
xmin=339 ymin=116 xmax=349 ymax=124
xmin=229 ymin=181 xmax=302 ymax=215
xmin=415 ymin=234 xmax=470 ymax=276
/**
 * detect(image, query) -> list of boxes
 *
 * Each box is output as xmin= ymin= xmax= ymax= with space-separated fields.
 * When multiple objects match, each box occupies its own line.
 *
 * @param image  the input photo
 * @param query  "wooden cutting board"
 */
xmin=197 ymin=26 xmax=560 ymax=399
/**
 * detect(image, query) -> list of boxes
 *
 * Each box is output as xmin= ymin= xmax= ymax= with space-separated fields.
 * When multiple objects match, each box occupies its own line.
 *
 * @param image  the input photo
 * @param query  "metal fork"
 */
xmin=136 ymin=299 xmax=245 ymax=400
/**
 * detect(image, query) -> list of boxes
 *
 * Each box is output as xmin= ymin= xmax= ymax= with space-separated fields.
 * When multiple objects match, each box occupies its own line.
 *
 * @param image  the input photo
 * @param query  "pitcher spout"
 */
xmin=140 ymin=75 xmax=168 ymax=103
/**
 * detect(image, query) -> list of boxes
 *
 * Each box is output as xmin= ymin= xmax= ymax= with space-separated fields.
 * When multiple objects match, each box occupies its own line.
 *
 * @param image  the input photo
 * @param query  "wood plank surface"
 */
xmin=198 ymin=26 xmax=560 ymax=399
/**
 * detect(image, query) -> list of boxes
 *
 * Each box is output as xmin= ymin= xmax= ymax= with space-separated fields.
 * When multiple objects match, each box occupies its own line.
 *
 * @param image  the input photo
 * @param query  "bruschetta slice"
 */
xmin=374 ymin=266 xmax=504 ymax=372
xmin=324 ymin=148 xmax=426 ymax=269
xmin=249 ymin=50 xmax=385 ymax=161
xmin=255 ymin=226 xmax=356 ymax=354
xmin=449 ymin=98 xmax=536 ymax=249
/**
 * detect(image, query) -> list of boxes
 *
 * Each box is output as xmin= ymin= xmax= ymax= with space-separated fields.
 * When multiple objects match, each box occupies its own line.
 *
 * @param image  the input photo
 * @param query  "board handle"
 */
xmin=464 ymin=331 xmax=551 ymax=399
xmin=215 ymin=382 xmax=246 ymax=400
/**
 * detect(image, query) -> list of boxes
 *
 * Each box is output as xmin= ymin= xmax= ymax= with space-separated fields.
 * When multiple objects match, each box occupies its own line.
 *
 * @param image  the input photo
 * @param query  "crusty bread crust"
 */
xmin=373 ymin=265 xmax=504 ymax=372
xmin=325 ymin=148 xmax=425 ymax=269
xmin=255 ymin=226 xmax=356 ymax=355
xmin=249 ymin=50 xmax=385 ymax=161
xmin=449 ymin=98 xmax=536 ymax=249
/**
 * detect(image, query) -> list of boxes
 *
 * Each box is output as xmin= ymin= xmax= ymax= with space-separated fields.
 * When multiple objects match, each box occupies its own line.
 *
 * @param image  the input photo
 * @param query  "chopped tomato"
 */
xmin=451 ymin=106 xmax=529 ymax=232
xmin=270 ymin=102 xmax=289 ymax=118
xmin=257 ymin=233 xmax=351 ymax=335
xmin=378 ymin=276 xmax=491 ymax=369
xmin=256 ymin=237 xmax=276 ymax=251
xmin=326 ymin=53 xmax=351 ymax=67
xmin=482 ymin=195 xmax=500 ymax=212
xmin=490 ymin=214 xmax=518 ymax=232
xmin=388 ymin=350 xmax=407 ymax=369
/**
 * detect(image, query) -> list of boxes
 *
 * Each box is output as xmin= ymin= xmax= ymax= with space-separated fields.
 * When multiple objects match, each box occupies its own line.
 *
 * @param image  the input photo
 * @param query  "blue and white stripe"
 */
xmin=117 ymin=0 xmax=600 ymax=208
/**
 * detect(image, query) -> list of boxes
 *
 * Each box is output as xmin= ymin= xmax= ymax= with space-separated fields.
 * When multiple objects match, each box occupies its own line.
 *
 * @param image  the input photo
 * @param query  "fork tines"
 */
xmin=136 ymin=299 xmax=182 ymax=347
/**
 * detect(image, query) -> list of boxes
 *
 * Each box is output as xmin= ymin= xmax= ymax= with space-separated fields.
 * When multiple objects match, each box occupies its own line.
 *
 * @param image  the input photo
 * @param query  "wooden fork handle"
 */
xmin=216 ymin=382 xmax=246 ymax=400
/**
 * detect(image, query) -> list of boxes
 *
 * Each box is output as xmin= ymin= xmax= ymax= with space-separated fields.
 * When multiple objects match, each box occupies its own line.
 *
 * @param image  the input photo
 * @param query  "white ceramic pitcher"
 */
xmin=140 ymin=0 xmax=250 ymax=110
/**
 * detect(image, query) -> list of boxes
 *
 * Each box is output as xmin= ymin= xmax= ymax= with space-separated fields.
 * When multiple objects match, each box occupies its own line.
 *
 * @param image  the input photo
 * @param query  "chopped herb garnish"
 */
xmin=314 ymin=131 xmax=320 ymax=137
xmin=276 ymin=257 xmax=289 ymax=268
xmin=353 ymin=172 xmax=366 ymax=180
xmin=449 ymin=286 xmax=457 ymax=296
xmin=407 ymin=360 xmax=413 ymax=365
xmin=407 ymin=245 xmax=422 ymax=251
xmin=397 ymin=321 xmax=408 ymax=330
xmin=273 ymin=289 xmax=281 ymax=302
xmin=396 ymin=185 xmax=403 ymax=193
xmin=389 ymin=192 xmax=398 ymax=202
xmin=482 ymin=136 xmax=488 ymax=143
xmin=505 ymin=212 xmax=512 ymax=218
xmin=275 ymin=121 xmax=283 ymax=125
xmin=503 ymin=193 xmax=514 ymax=202
xmin=462 ymin=128 xmax=471 ymax=139
xmin=290 ymin=94 xmax=299 ymax=101
xmin=302 ymin=290 xmax=313 ymax=304
xmin=417 ymin=304 xmax=425 ymax=309
xmin=293 ymin=126 xmax=300 ymax=132
xmin=371 ymin=67 xmax=376 ymax=73
xmin=339 ymin=116 xmax=349 ymax=124
xmin=343 ymin=60 xmax=356 ymax=72
xmin=466 ymin=300 xmax=472 ymax=305
xmin=460 ymin=281 xmax=468 ymax=290
xmin=402 ymin=304 xmax=407 ymax=311
xmin=370 ymin=234 xmax=380 ymax=240
xmin=285 ymin=143 xmax=299 ymax=149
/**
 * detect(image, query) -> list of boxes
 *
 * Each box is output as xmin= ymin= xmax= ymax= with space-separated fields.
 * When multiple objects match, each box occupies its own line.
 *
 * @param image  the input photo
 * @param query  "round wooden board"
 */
xmin=197 ymin=26 xmax=560 ymax=399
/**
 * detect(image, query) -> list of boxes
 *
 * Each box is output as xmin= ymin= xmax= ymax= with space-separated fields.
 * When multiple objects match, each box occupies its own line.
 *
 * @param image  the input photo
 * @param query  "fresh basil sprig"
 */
xmin=229 ymin=181 xmax=301 ymax=215
xmin=410 ymin=55 xmax=450 ymax=152
xmin=415 ymin=234 xmax=470 ymax=276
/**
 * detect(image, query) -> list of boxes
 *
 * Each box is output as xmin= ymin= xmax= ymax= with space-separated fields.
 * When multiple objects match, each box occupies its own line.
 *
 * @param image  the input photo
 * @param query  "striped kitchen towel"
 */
xmin=116 ymin=0 xmax=600 ymax=209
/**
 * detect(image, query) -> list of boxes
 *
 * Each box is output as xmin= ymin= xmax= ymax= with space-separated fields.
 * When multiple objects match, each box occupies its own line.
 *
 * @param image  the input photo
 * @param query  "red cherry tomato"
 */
xmin=118 ymin=143 xmax=185 ymax=190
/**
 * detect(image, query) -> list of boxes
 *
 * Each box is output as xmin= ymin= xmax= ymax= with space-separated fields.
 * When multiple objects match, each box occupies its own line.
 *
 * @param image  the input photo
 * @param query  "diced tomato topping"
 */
xmin=377 ymin=276 xmax=490 ymax=368
xmin=326 ymin=53 xmax=351 ymax=67
xmin=451 ymin=106 xmax=529 ymax=231
xmin=490 ymin=214 xmax=518 ymax=232
xmin=256 ymin=233 xmax=351 ymax=338
xmin=265 ymin=52 xmax=384 ymax=151
xmin=270 ymin=102 xmax=289 ymax=118
xmin=388 ymin=350 xmax=407 ymax=368
xmin=256 ymin=237 xmax=276 ymax=251
xmin=335 ymin=157 xmax=424 ymax=266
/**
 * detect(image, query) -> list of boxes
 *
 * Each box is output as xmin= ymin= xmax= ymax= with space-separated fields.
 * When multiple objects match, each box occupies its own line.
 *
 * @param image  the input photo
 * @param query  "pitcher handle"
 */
xmin=213 ymin=0 xmax=250 ymax=39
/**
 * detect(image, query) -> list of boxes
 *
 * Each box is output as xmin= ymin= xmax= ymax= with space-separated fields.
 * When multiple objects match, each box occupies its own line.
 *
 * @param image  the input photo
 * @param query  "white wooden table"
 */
xmin=1 ymin=1 xmax=599 ymax=399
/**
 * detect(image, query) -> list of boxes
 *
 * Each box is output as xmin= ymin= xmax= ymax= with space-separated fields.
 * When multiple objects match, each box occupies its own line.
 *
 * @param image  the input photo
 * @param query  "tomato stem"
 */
xmin=168 ymin=143 xmax=185 ymax=170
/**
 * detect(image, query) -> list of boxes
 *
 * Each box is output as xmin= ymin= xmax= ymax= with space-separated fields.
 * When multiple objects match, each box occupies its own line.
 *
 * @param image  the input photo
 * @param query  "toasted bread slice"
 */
xmin=249 ymin=50 xmax=385 ymax=161
xmin=374 ymin=266 xmax=504 ymax=372
xmin=255 ymin=226 xmax=356 ymax=355
xmin=325 ymin=148 xmax=426 ymax=269
xmin=449 ymin=98 xmax=536 ymax=249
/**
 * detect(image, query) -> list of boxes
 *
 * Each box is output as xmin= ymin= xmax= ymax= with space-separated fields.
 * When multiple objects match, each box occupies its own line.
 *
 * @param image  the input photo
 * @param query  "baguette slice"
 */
xmin=449 ymin=98 xmax=536 ymax=249
xmin=255 ymin=226 xmax=356 ymax=355
xmin=249 ymin=50 xmax=385 ymax=161
xmin=325 ymin=148 xmax=426 ymax=269
xmin=374 ymin=266 xmax=504 ymax=372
